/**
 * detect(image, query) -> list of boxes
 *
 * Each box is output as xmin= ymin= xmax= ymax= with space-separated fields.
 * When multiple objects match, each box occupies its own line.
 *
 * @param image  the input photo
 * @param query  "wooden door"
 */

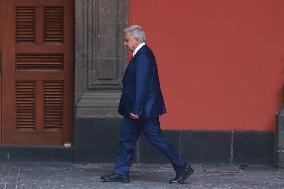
xmin=1 ymin=0 xmax=74 ymax=145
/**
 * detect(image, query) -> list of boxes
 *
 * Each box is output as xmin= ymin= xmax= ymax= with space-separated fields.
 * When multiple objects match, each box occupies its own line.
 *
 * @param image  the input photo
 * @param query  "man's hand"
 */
xmin=130 ymin=113 xmax=139 ymax=120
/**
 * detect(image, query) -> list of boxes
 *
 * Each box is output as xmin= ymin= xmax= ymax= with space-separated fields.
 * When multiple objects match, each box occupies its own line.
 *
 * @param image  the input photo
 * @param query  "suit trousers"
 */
xmin=113 ymin=116 xmax=187 ymax=176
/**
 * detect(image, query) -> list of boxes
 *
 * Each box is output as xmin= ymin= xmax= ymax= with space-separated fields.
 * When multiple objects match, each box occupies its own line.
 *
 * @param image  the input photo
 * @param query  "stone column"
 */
xmin=74 ymin=0 xmax=128 ymax=162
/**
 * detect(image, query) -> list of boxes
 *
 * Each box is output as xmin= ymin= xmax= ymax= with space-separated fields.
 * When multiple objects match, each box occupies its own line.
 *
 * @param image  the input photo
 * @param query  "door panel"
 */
xmin=1 ymin=0 xmax=74 ymax=145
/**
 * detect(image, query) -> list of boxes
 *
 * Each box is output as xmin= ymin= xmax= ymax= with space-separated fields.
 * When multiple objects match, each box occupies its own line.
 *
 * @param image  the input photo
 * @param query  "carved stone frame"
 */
xmin=75 ymin=0 xmax=128 ymax=118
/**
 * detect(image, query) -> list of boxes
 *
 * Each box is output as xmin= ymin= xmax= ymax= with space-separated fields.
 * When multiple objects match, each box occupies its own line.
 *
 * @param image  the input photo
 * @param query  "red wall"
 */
xmin=129 ymin=0 xmax=284 ymax=131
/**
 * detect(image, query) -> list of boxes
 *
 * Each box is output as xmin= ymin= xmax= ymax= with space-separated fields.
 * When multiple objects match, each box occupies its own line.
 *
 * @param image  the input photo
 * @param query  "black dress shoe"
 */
xmin=169 ymin=165 xmax=194 ymax=184
xmin=100 ymin=173 xmax=130 ymax=183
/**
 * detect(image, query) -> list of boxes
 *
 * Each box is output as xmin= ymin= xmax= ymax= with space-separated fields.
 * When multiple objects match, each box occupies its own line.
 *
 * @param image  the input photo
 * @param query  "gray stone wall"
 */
xmin=277 ymin=109 xmax=284 ymax=168
xmin=75 ymin=0 xmax=128 ymax=118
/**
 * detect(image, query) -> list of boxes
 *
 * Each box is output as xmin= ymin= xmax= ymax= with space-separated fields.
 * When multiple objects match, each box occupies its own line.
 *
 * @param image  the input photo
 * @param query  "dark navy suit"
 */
xmin=114 ymin=44 xmax=187 ymax=176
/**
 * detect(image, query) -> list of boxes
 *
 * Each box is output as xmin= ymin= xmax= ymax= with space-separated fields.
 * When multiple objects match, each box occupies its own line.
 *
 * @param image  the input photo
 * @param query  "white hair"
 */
xmin=124 ymin=25 xmax=146 ymax=43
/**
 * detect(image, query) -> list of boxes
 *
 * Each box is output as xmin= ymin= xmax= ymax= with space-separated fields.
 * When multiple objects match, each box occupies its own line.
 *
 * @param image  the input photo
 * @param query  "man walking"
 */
xmin=100 ymin=25 xmax=193 ymax=184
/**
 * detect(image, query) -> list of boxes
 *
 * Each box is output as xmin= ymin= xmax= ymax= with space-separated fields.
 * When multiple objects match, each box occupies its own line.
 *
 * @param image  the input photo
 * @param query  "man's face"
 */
xmin=124 ymin=31 xmax=140 ymax=52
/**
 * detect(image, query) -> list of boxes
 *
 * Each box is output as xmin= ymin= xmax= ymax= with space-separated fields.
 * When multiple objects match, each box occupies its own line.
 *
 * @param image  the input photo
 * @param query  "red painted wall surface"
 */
xmin=129 ymin=0 xmax=284 ymax=131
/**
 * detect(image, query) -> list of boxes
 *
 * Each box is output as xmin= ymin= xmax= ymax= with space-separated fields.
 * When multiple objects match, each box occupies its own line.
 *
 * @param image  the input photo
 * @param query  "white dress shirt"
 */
xmin=133 ymin=42 xmax=145 ymax=57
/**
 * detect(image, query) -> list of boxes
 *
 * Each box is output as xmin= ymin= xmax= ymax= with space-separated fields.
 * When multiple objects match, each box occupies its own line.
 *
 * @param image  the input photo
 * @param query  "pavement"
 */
xmin=0 ymin=162 xmax=283 ymax=189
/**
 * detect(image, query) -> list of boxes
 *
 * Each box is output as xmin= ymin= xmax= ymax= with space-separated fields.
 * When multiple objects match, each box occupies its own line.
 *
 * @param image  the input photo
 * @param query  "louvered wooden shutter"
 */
xmin=16 ymin=81 xmax=36 ymax=129
xmin=44 ymin=81 xmax=64 ymax=128
xmin=16 ymin=54 xmax=64 ymax=70
xmin=2 ymin=0 xmax=74 ymax=145
xmin=44 ymin=6 xmax=64 ymax=43
xmin=16 ymin=7 xmax=36 ymax=42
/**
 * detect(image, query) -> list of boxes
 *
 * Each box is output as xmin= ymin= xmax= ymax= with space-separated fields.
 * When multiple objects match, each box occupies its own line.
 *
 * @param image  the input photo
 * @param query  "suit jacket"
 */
xmin=118 ymin=45 xmax=166 ymax=118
